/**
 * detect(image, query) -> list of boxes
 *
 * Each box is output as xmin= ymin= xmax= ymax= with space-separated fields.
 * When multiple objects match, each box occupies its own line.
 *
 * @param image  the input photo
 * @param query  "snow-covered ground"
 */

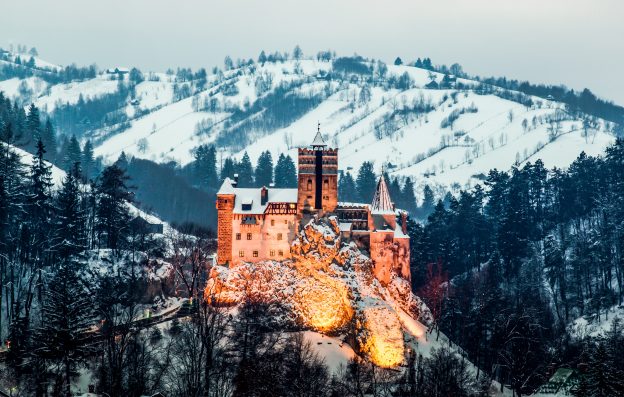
xmin=1 ymin=52 xmax=618 ymax=201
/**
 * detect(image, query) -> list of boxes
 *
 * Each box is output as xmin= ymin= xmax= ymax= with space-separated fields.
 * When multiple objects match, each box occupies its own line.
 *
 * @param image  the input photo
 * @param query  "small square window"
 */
xmin=239 ymin=250 xmax=245 ymax=257
xmin=236 ymin=233 xmax=241 ymax=240
xmin=277 ymin=233 xmax=282 ymax=241
xmin=247 ymin=233 xmax=252 ymax=240
xmin=284 ymin=220 xmax=288 ymax=224
xmin=271 ymin=219 xmax=275 ymax=226
xmin=253 ymin=251 xmax=258 ymax=257
xmin=278 ymin=250 xmax=284 ymax=256
xmin=270 ymin=250 xmax=275 ymax=257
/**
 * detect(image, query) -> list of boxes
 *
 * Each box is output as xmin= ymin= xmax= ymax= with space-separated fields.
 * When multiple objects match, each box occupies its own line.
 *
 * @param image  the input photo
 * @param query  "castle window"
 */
xmin=236 ymin=233 xmax=241 ymax=240
xmin=239 ymin=250 xmax=245 ymax=257
xmin=277 ymin=233 xmax=283 ymax=240
xmin=284 ymin=219 xmax=288 ymax=224
xmin=324 ymin=179 xmax=329 ymax=188
xmin=307 ymin=179 xmax=312 ymax=191
xmin=246 ymin=233 xmax=252 ymax=240
xmin=271 ymin=219 xmax=275 ymax=226
xmin=278 ymin=250 xmax=284 ymax=256
xmin=253 ymin=251 xmax=258 ymax=257
xmin=270 ymin=250 xmax=275 ymax=257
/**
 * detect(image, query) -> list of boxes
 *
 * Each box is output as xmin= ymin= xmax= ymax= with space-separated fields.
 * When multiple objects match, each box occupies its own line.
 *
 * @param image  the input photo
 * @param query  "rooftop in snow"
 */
xmin=217 ymin=178 xmax=297 ymax=214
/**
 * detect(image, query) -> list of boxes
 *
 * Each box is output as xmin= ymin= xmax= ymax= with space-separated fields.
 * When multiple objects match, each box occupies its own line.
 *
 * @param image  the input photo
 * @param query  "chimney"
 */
xmin=401 ymin=212 xmax=408 ymax=235
xmin=233 ymin=173 xmax=239 ymax=187
xmin=261 ymin=186 xmax=268 ymax=206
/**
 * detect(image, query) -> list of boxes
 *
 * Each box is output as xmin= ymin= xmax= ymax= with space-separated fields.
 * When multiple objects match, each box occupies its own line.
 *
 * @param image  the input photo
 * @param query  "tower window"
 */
xmin=278 ymin=250 xmax=284 ymax=256
xmin=247 ymin=233 xmax=252 ymax=240
xmin=236 ymin=233 xmax=241 ymax=240
xmin=324 ymin=179 xmax=329 ymax=188
xmin=253 ymin=251 xmax=259 ymax=257
xmin=271 ymin=219 xmax=275 ymax=226
xmin=270 ymin=250 xmax=275 ymax=257
xmin=277 ymin=233 xmax=283 ymax=240
xmin=239 ymin=250 xmax=245 ymax=257
xmin=307 ymin=179 xmax=312 ymax=191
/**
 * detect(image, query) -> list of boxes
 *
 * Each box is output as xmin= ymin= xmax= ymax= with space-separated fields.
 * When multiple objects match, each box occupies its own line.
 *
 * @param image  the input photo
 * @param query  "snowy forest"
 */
xmin=1 ymin=38 xmax=624 ymax=396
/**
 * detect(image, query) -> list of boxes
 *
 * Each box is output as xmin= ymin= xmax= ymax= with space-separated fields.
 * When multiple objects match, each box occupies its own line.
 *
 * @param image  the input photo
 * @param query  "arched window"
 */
xmin=307 ymin=179 xmax=312 ymax=191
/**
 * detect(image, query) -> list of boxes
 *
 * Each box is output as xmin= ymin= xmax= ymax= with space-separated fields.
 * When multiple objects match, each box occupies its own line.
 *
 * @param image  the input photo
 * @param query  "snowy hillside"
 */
xmin=1 ymin=49 xmax=619 ymax=201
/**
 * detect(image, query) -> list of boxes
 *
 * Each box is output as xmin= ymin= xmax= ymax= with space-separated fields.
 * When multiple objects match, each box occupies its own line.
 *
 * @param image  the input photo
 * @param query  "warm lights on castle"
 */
xmin=216 ymin=125 xmax=410 ymax=286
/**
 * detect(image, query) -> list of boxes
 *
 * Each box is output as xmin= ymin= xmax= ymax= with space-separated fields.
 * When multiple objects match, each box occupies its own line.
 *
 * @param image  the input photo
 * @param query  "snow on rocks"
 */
xmin=204 ymin=215 xmax=431 ymax=367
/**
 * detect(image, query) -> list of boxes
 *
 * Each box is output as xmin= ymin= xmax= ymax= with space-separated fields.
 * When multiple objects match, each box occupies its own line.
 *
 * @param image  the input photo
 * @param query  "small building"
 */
xmin=106 ymin=66 xmax=130 ymax=75
xmin=534 ymin=368 xmax=580 ymax=396
xmin=129 ymin=216 xmax=164 ymax=235
xmin=425 ymin=80 xmax=439 ymax=89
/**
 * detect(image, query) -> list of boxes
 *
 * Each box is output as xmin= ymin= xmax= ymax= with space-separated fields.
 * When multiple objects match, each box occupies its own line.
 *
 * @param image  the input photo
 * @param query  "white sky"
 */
xmin=1 ymin=0 xmax=623 ymax=105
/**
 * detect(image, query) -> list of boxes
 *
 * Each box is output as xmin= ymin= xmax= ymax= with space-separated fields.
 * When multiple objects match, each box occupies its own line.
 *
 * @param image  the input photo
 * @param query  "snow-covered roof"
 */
xmin=218 ymin=178 xmax=297 ymax=214
xmin=371 ymin=175 xmax=394 ymax=214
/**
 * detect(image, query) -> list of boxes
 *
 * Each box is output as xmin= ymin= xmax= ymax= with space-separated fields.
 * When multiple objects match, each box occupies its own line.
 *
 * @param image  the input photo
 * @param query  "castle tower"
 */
xmin=216 ymin=178 xmax=236 ymax=265
xmin=297 ymin=124 xmax=338 ymax=216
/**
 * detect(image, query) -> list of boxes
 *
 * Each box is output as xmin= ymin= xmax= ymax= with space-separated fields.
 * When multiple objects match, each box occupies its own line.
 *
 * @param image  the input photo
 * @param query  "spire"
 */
xmin=311 ymin=122 xmax=327 ymax=148
xmin=371 ymin=173 xmax=394 ymax=214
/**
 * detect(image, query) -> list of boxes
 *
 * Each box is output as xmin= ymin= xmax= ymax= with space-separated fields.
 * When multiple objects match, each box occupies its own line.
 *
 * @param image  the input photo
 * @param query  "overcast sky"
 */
xmin=1 ymin=0 xmax=622 ymax=104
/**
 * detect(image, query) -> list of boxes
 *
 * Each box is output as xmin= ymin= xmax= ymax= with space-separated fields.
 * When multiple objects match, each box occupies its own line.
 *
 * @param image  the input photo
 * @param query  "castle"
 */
xmin=216 ymin=126 xmax=410 ymax=285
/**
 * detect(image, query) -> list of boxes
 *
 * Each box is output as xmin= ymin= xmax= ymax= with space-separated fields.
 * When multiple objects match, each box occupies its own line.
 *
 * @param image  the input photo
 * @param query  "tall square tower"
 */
xmin=297 ymin=126 xmax=338 ymax=216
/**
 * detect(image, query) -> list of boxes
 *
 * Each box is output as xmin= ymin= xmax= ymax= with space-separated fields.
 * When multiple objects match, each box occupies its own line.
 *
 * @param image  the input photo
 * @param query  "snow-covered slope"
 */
xmin=1 ymin=52 xmax=618 ymax=200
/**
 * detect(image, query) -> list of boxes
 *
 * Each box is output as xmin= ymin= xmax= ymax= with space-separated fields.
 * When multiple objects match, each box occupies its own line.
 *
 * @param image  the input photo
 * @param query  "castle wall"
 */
xmin=230 ymin=213 xmax=297 ymax=266
xmin=370 ymin=231 xmax=396 ymax=285
xmin=216 ymin=194 xmax=235 ymax=265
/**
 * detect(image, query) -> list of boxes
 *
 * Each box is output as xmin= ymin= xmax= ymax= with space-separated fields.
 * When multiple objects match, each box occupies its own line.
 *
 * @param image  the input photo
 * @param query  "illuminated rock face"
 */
xmin=294 ymin=276 xmax=353 ymax=332
xmin=205 ymin=216 xmax=430 ymax=367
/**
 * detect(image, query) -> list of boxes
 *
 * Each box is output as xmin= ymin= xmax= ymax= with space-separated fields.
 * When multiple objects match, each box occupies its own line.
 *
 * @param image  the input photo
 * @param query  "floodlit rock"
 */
xmin=204 ymin=216 xmax=430 ymax=367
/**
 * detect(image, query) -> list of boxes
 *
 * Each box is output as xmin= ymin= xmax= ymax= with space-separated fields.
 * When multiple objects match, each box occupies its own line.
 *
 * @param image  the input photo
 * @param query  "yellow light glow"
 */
xmin=361 ymin=306 xmax=404 ymax=368
xmin=294 ymin=275 xmax=353 ymax=333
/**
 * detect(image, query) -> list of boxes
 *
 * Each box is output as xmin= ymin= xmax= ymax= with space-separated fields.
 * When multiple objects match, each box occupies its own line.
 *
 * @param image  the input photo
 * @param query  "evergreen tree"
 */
xmin=96 ymin=164 xmax=133 ymax=249
xmin=274 ymin=154 xmax=297 ymax=188
xmin=356 ymin=161 xmax=376 ymax=203
xmin=25 ymin=103 xmax=41 ymax=149
xmin=81 ymin=140 xmax=94 ymax=181
xmin=220 ymin=157 xmax=236 ymax=182
xmin=586 ymin=342 xmax=623 ymax=397
xmin=338 ymin=172 xmax=358 ymax=202
xmin=55 ymin=163 xmax=86 ymax=259
xmin=34 ymin=261 xmax=94 ymax=397
xmin=28 ymin=139 xmax=54 ymax=263
xmin=255 ymin=151 xmax=274 ymax=187
xmin=401 ymin=177 xmax=417 ymax=213
xmin=194 ymin=144 xmax=218 ymax=191
xmin=236 ymin=152 xmax=254 ymax=187
xmin=421 ymin=184 xmax=435 ymax=216
xmin=63 ymin=135 xmax=82 ymax=172
xmin=41 ymin=119 xmax=57 ymax=162
xmin=394 ymin=57 xmax=403 ymax=66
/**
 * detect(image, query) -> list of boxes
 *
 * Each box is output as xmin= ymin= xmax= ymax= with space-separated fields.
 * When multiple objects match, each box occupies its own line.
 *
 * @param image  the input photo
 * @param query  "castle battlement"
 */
xmin=215 ymin=126 xmax=410 ymax=285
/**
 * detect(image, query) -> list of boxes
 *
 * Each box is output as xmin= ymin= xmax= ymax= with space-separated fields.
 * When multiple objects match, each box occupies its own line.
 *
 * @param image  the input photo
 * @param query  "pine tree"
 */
xmin=63 ymin=135 xmax=82 ymax=172
xmin=28 ymin=139 xmax=54 ymax=263
xmin=34 ymin=261 xmax=94 ymax=397
xmin=401 ymin=177 xmax=417 ymax=213
xmin=55 ymin=163 xmax=86 ymax=259
xmin=194 ymin=144 xmax=218 ymax=191
xmin=96 ymin=164 xmax=133 ymax=250
xmin=236 ymin=152 xmax=254 ymax=187
xmin=420 ymin=184 xmax=435 ymax=215
xmin=41 ymin=119 xmax=57 ymax=162
xmin=255 ymin=151 xmax=274 ymax=187
xmin=220 ymin=157 xmax=236 ymax=182
xmin=356 ymin=161 xmax=376 ymax=203
xmin=81 ymin=140 xmax=94 ymax=181
xmin=25 ymin=103 xmax=41 ymax=150
xmin=338 ymin=172 xmax=358 ymax=202
xmin=274 ymin=154 xmax=297 ymax=188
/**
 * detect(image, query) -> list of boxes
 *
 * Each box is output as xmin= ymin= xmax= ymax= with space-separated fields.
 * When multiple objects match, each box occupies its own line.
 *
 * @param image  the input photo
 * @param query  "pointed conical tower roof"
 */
xmin=311 ymin=122 xmax=327 ymax=148
xmin=371 ymin=173 xmax=394 ymax=214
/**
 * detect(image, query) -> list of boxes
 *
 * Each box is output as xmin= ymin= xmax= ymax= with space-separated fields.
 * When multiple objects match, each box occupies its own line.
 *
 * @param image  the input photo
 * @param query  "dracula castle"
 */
xmin=216 ymin=126 xmax=410 ymax=285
